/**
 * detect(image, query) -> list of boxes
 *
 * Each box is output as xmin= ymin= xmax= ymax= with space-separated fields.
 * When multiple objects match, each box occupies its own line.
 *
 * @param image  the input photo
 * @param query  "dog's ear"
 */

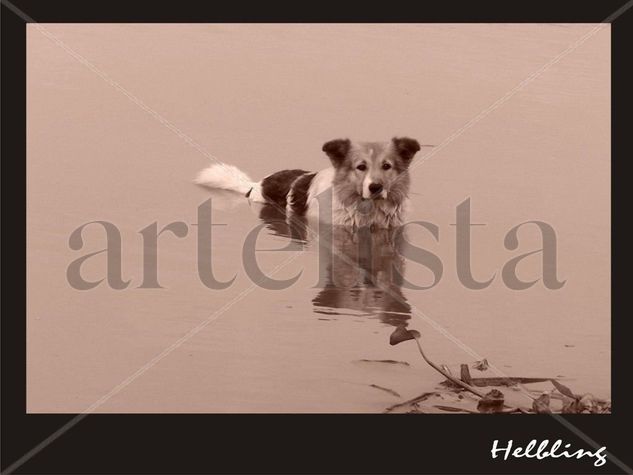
xmin=392 ymin=137 xmax=421 ymax=164
xmin=322 ymin=138 xmax=351 ymax=167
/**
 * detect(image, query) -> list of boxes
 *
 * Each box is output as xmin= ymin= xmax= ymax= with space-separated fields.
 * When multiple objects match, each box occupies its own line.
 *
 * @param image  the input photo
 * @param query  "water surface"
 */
xmin=27 ymin=24 xmax=610 ymax=412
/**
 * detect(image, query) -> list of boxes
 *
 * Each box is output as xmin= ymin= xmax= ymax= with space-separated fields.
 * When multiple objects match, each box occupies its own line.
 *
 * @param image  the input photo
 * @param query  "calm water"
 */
xmin=27 ymin=24 xmax=610 ymax=412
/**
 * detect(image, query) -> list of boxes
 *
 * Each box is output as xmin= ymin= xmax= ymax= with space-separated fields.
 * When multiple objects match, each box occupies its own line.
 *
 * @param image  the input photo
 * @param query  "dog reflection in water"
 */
xmin=257 ymin=203 xmax=412 ymax=327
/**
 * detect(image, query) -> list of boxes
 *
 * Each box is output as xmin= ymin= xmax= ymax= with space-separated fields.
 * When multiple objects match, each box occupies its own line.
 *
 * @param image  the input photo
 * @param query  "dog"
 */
xmin=194 ymin=137 xmax=421 ymax=229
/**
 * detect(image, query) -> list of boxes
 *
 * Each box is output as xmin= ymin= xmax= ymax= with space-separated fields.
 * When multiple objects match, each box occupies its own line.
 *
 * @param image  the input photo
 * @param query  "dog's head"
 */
xmin=322 ymin=137 xmax=420 ymax=206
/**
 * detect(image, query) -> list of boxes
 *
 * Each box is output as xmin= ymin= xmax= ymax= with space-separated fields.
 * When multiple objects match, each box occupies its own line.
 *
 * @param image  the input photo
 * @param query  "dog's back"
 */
xmin=258 ymin=169 xmax=309 ymax=206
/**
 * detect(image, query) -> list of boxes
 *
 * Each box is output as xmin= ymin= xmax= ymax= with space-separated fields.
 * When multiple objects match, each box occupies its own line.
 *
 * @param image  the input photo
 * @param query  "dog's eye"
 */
xmin=356 ymin=163 xmax=367 ymax=171
xmin=382 ymin=163 xmax=392 ymax=170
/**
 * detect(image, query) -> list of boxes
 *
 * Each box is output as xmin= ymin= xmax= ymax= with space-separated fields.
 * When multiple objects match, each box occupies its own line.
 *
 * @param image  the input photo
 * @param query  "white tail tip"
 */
xmin=194 ymin=163 xmax=255 ymax=195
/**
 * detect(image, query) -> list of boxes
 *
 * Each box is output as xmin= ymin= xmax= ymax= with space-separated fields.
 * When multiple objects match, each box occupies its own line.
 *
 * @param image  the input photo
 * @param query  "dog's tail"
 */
xmin=194 ymin=163 xmax=258 ymax=197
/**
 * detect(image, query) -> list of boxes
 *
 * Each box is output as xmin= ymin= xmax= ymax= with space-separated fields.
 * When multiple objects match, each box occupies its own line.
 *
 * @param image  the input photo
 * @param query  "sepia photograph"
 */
xmin=26 ymin=23 xmax=610 ymax=415
xmin=4 ymin=2 xmax=631 ymax=473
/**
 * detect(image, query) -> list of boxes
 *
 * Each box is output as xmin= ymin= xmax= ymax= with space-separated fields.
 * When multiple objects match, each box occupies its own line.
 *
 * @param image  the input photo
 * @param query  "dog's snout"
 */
xmin=369 ymin=183 xmax=383 ymax=195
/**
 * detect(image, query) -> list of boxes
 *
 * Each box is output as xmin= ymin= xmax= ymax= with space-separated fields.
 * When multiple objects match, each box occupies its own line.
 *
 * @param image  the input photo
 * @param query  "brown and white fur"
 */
xmin=194 ymin=137 xmax=421 ymax=229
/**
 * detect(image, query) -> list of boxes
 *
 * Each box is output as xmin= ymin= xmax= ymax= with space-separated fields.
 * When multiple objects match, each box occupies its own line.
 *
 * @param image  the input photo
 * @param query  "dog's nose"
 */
xmin=369 ymin=183 xmax=383 ymax=195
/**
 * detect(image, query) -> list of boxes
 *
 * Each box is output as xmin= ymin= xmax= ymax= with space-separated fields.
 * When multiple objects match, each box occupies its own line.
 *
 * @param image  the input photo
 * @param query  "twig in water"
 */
xmin=369 ymin=384 xmax=401 ymax=398
xmin=412 ymin=338 xmax=487 ymax=398
xmin=389 ymin=326 xmax=486 ymax=398
xmin=384 ymin=392 xmax=439 ymax=413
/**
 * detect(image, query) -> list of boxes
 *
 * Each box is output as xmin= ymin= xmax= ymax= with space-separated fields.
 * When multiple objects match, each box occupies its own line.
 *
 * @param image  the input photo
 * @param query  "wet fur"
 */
xmin=195 ymin=137 xmax=421 ymax=229
xmin=314 ymin=137 xmax=419 ymax=228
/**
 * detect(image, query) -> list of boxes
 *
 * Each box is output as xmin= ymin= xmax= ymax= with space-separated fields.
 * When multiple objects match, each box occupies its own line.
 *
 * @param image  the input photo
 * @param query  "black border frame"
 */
xmin=2 ymin=1 xmax=632 ymax=473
